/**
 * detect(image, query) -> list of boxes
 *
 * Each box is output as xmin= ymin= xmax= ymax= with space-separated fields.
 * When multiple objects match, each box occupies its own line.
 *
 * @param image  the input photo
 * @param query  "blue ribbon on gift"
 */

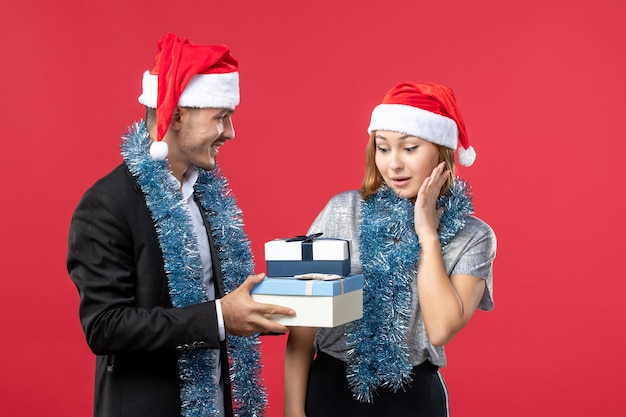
xmin=286 ymin=233 xmax=323 ymax=260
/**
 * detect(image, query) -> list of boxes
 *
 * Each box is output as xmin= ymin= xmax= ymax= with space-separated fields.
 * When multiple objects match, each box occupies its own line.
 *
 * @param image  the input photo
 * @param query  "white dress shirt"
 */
xmin=179 ymin=166 xmax=226 ymax=416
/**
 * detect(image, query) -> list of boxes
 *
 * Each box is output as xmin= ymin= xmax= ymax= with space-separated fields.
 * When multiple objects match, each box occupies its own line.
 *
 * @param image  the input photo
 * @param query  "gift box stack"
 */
xmin=251 ymin=233 xmax=363 ymax=327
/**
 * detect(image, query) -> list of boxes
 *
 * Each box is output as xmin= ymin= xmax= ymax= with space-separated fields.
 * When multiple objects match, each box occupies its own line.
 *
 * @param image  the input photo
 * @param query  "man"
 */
xmin=67 ymin=33 xmax=294 ymax=417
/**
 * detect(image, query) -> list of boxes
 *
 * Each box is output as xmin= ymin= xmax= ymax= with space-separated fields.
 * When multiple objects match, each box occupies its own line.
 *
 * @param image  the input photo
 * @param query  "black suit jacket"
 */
xmin=67 ymin=163 xmax=232 ymax=417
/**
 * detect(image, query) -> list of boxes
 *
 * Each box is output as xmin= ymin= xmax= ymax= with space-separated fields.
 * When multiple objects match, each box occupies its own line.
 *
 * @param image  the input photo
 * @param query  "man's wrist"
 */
xmin=215 ymin=299 xmax=225 ymax=341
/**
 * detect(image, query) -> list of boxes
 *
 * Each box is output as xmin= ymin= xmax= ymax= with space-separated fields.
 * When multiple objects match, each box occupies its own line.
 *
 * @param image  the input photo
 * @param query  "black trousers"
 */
xmin=305 ymin=352 xmax=449 ymax=417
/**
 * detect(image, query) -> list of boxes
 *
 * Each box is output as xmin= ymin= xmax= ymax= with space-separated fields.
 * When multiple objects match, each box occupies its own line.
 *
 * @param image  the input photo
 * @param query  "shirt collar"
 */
xmin=178 ymin=165 xmax=199 ymax=200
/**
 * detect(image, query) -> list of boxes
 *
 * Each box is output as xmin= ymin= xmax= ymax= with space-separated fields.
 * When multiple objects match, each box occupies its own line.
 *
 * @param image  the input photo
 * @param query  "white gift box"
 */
xmin=264 ymin=235 xmax=351 ymax=277
xmin=251 ymin=274 xmax=363 ymax=327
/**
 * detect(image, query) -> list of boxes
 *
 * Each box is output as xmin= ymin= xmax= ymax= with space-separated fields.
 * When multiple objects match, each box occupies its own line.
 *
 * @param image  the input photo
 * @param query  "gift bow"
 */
xmin=294 ymin=273 xmax=344 ymax=296
xmin=286 ymin=232 xmax=323 ymax=243
xmin=285 ymin=233 xmax=323 ymax=261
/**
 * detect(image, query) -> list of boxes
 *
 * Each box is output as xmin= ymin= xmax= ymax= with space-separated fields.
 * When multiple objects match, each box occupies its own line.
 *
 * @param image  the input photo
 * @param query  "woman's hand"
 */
xmin=414 ymin=161 xmax=450 ymax=241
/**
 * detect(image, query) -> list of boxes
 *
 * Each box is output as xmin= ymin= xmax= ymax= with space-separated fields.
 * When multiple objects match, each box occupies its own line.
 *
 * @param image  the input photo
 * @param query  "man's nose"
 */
xmin=222 ymin=118 xmax=235 ymax=140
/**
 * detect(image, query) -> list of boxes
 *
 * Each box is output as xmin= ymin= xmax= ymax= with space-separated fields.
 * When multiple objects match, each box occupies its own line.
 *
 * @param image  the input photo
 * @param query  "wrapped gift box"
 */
xmin=264 ymin=235 xmax=351 ymax=277
xmin=251 ymin=274 xmax=363 ymax=327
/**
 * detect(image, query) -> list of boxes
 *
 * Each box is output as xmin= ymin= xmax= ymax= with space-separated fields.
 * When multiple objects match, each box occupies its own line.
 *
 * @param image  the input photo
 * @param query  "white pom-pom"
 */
xmin=458 ymin=146 xmax=476 ymax=167
xmin=149 ymin=141 xmax=169 ymax=160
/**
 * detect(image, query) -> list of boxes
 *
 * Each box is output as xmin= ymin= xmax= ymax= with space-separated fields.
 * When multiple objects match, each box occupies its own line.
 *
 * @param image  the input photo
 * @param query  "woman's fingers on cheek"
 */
xmin=420 ymin=177 xmax=429 ymax=192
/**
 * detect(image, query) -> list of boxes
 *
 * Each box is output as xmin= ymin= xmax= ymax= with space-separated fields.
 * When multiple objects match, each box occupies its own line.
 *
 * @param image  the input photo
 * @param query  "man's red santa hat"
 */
xmin=138 ymin=32 xmax=239 ymax=160
xmin=367 ymin=82 xmax=476 ymax=167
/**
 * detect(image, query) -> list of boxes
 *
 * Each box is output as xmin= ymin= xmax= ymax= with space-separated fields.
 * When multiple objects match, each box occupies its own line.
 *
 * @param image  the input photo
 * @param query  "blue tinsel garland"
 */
xmin=346 ymin=179 xmax=474 ymax=403
xmin=121 ymin=121 xmax=266 ymax=417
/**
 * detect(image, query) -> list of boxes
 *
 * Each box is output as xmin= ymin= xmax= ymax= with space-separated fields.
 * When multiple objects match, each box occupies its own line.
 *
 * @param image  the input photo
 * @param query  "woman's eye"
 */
xmin=376 ymin=146 xmax=389 ymax=153
xmin=405 ymin=146 xmax=418 ymax=152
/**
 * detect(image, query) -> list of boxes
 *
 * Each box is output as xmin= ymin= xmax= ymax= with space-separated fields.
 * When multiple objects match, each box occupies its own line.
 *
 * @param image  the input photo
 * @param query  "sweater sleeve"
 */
xmin=447 ymin=216 xmax=497 ymax=311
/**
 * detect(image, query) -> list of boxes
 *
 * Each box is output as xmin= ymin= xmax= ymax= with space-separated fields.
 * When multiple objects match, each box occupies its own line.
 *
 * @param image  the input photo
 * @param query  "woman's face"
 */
xmin=374 ymin=130 xmax=440 ymax=199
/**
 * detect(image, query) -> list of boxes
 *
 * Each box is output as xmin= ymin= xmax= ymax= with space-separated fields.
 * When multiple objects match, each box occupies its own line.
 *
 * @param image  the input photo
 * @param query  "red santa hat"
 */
xmin=138 ymin=33 xmax=240 ymax=160
xmin=367 ymin=82 xmax=476 ymax=167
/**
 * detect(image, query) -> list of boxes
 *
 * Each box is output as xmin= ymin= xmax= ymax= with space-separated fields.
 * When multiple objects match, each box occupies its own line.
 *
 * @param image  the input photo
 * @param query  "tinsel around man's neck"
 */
xmin=120 ymin=121 xmax=267 ymax=417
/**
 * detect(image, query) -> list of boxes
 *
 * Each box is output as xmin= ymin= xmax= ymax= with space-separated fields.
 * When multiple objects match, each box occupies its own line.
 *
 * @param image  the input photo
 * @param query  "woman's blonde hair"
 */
xmin=360 ymin=132 xmax=456 ymax=200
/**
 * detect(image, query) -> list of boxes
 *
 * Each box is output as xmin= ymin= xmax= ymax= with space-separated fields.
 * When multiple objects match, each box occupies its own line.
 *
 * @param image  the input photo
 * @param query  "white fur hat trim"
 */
xmin=138 ymin=71 xmax=240 ymax=109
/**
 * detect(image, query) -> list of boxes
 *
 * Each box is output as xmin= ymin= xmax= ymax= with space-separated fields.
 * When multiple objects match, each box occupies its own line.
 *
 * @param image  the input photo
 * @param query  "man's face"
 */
xmin=168 ymin=107 xmax=235 ymax=172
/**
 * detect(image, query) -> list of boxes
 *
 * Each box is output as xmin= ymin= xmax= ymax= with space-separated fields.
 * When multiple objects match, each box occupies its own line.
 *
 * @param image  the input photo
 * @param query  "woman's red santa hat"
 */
xmin=367 ymin=82 xmax=476 ymax=167
xmin=138 ymin=32 xmax=240 ymax=160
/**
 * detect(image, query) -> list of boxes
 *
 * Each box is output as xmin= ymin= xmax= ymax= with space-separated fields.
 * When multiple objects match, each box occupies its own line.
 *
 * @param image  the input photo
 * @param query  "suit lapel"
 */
xmin=194 ymin=193 xmax=234 ymax=417
xmin=194 ymin=193 xmax=226 ymax=298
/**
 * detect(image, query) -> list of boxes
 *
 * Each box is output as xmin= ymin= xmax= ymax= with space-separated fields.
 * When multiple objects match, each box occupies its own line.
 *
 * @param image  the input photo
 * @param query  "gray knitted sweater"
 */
xmin=307 ymin=190 xmax=496 ymax=368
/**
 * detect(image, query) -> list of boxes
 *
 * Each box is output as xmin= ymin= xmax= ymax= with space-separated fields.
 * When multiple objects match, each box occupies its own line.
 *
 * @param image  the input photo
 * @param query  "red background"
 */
xmin=1 ymin=1 xmax=625 ymax=415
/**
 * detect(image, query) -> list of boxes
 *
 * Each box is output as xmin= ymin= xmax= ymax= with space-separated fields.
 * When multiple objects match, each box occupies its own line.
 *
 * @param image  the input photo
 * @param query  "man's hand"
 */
xmin=220 ymin=273 xmax=295 ymax=336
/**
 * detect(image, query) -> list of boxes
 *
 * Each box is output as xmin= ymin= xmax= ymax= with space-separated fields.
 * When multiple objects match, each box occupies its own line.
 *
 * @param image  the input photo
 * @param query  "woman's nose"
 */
xmin=389 ymin=151 xmax=402 ymax=169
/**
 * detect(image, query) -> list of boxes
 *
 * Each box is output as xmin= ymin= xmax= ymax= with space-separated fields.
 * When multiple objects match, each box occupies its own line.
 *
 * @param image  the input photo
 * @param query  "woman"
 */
xmin=284 ymin=82 xmax=496 ymax=417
